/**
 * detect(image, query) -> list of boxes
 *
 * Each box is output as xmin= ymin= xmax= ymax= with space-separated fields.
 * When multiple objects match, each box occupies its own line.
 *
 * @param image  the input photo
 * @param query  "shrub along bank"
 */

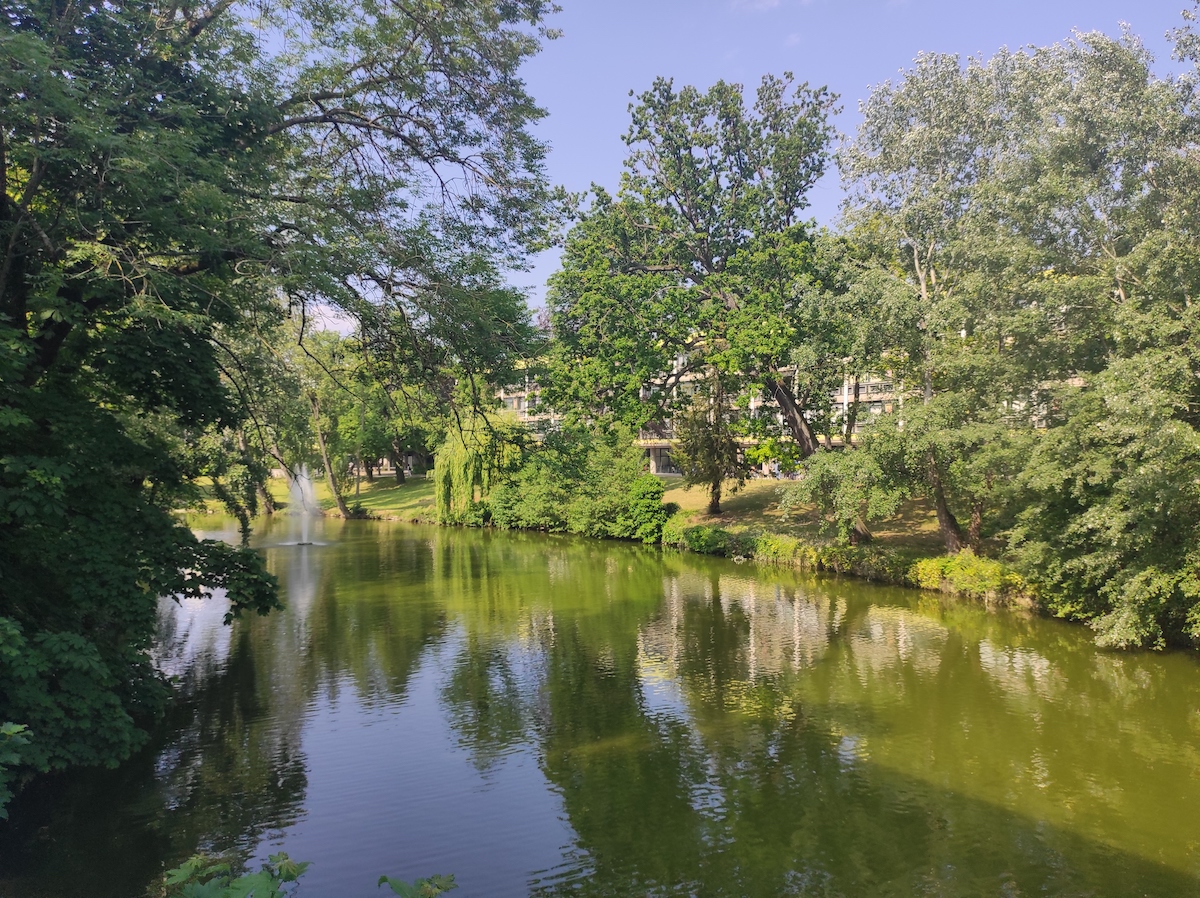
xmin=660 ymin=511 xmax=1034 ymax=607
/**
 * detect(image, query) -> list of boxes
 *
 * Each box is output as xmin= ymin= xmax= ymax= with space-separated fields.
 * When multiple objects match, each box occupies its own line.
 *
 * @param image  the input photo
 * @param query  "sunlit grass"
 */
xmin=661 ymin=475 xmax=943 ymax=554
xmin=265 ymin=474 xmax=437 ymax=521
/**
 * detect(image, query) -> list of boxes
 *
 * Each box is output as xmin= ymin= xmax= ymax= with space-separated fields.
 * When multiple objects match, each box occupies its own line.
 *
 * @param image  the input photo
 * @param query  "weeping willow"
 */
xmin=434 ymin=412 xmax=525 ymax=522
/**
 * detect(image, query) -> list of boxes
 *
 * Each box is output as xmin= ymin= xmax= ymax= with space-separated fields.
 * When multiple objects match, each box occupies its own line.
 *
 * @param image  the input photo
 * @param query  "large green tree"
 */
xmin=547 ymin=75 xmax=848 ymax=459
xmin=841 ymin=26 xmax=1200 ymax=645
xmin=1004 ymin=28 xmax=1200 ymax=648
xmin=0 ymin=0 xmax=558 ymax=791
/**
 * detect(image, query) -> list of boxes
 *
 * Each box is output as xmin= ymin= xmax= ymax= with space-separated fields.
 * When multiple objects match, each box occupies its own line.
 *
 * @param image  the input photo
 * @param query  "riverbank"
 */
xmin=238 ymin=475 xmax=1034 ymax=609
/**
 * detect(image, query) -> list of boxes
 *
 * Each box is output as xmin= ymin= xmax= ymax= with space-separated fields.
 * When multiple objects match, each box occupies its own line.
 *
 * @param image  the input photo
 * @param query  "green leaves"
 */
xmin=622 ymin=73 xmax=836 ymax=248
xmin=433 ymin=411 xmax=526 ymax=523
xmin=1010 ymin=364 xmax=1200 ymax=648
xmin=548 ymin=75 xmax=847 ymax=458
xmin=378 ymin=873 xmax=458 ymax=897
xmin=839 ymin=19 xmax=1200 ymax=645
xmin=448 ymin=418 xmax=671 ymax=544
xmin=160 ymin=855 xmax=455 ymax=898
xmin=0 ymin=616 xmax=144 ymax=774
xmin=671 ymin=386 xmax=750 ymax=515
xmin=0 ymin=722 xmax=30 ymax=821
xmin=1 ymin=0 xmax=561 ymax=799
xmin=163 ymin=853 xmax=312 ymax=898
xmin=782 ymin=447 xmax=905 ymax=547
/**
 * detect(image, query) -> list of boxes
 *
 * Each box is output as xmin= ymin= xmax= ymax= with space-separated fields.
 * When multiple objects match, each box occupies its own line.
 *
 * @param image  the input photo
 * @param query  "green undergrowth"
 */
xmin=661 ymin=511 xmax=1034 ymax=605
xmin=907 ymin=552 xmax=1032 ymax=604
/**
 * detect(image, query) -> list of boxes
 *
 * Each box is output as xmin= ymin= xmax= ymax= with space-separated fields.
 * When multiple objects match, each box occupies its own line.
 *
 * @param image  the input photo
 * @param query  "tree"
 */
xmin=842 ymin=22 xmax=1200 ymax=645
xmin=1011 ymin=356 xmax=1200 ymax=649
xmin=0 ymin=0 xmax=560 ymax=796
xmin=487 ymin=422 xmax=670 ymax=542
xmin=547 ymin=74 xmax=846 ymax=456
xmin=433 ymin=411 xmax=525 ymax=524
xmin=0 ymin=0 xmax=282 ymax=787
xmin=780 ymin=446 xmax=905 ymax=546
xmin=840 ymin=51 xmax=1015 ymax=552
xmin=840 ymin=32 xmax=1184 ymax=554
xmin=671 ymin=380 xmax=748 ymax=515
xmin=1003 ymin=26 xmax=1200 ymax=647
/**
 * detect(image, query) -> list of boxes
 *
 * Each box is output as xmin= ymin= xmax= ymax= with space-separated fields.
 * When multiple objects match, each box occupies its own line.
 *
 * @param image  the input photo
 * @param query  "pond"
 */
xmin=3 ymin=517 xmax=1200 ymax=897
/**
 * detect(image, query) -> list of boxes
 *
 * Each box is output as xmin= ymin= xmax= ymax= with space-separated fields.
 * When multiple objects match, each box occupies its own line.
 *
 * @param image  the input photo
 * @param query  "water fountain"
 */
xmin=289 ymin=464 xmax=319 ymax=546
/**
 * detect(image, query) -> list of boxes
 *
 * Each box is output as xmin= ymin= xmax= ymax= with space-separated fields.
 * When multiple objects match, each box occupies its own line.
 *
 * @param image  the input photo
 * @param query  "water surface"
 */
xmin=3 ymin=517 xmax=1200 ymax=896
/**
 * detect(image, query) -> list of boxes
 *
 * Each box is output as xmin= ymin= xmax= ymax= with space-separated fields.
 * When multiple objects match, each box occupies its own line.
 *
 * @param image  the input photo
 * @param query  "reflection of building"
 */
xmin=640 ymin=572 xmax=844 ymax=683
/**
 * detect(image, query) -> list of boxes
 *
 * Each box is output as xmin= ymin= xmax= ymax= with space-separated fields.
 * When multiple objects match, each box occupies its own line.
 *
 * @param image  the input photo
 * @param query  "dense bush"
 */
xmin=480 ymin=424 xmax=671 ymax=544
xmin=621 ymin=478 xmax=675 ymax=544
xmin=660 ymin=511 xmax=693 ymax=549
xmin=662 ymin=515 xmax=1021 ymax=594
xmin=780 ymin=448 xmax=905 ymax=546
xmin=908 ymin=551 xmax=1029 ymax=603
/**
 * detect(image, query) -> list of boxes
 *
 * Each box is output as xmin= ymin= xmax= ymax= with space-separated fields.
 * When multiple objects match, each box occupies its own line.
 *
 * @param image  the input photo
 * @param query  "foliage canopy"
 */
xmin=0 ymin=0 xmax=559 ymax=790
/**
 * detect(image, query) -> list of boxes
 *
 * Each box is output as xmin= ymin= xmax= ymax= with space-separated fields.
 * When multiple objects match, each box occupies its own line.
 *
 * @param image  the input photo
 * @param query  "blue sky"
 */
xmin=511 ymin=0 xmax=1188 ymax=302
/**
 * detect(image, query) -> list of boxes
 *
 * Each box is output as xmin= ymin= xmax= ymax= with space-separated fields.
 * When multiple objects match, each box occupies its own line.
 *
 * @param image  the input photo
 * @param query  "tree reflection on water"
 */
xmin=3 ymin=520 xmax=1200 ymax=897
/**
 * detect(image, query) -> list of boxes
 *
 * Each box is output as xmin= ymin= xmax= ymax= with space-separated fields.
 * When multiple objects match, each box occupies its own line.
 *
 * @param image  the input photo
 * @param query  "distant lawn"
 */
xmin=661 ymin=475 xmax=943 ymax=554
xmin=266 ymin=474 xmax=437 ymax=522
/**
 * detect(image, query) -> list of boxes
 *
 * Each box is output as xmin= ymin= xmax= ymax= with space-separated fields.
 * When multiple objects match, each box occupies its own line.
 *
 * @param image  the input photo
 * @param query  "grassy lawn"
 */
xmin=265 ymin=474 xmax=437 ymax=522
xmin=661 ymin=475 xmax=944 ymax=554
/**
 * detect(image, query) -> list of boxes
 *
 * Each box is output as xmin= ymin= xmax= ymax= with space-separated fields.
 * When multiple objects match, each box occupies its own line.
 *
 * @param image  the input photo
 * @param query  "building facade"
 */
xmin=499 ymin=372 xmax=901 ymax=475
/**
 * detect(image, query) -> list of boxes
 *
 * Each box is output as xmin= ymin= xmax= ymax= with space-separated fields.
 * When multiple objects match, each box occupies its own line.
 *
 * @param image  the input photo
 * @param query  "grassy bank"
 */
xmin=659 ymin=477 xmax=1032 ymax=606
xmin=661 ymin=477 xmax=946 ymax=554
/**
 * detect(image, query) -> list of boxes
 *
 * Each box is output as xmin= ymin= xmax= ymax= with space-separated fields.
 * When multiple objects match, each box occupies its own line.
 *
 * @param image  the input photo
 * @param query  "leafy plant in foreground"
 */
xmin=0 ymin=722 xmax=29 ymax=820
xmin=161 ymin=855 xmax=457 ymax=898
xmin=378 ymin=874 xmax=458 ymax=897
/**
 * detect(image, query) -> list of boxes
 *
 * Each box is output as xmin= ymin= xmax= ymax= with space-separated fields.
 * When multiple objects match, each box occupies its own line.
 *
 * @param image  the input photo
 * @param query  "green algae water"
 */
xmin=3 ymin=517 xmax=1200 ymax=897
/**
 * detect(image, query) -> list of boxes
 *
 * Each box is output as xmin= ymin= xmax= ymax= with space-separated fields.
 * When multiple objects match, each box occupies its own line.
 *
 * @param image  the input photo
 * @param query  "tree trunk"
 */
xmin=765 ymin=376 xmax=820 ymax=458
xmin=850 ymin=508 xmax=872 ymax=545
xmin=968 ymin=501 xmax=984 ymax=554
xmin=269 ymin=439 xmax=287 ymax=473
xmin=364 ymin=461 xmax=375 ymax=483
xmin=310 ymin=393 xmax=351 ymax=518
xmin=927 ymin=452 xmax=964 ymax=553
xmin=390 ymin=440 xmax=407 ymax=483
xmin=708 ymin=479 xmax=722 ymax=515
xmin=845 ymin=377 xmax=861 ymax=447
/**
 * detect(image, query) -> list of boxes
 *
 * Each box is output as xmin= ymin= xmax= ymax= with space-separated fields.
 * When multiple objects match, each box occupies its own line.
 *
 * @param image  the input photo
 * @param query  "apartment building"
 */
xmin=498 ymin=372 xmax=901 ymax=474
